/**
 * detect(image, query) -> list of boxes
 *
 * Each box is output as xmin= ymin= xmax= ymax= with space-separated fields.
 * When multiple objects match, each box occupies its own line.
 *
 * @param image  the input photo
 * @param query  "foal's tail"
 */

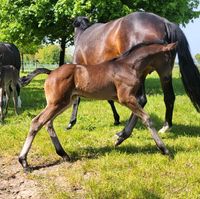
xmin=165 ymin=22 xmax=200 ymax=112
xmin=20 ymin=68 xmax=52 ymax=87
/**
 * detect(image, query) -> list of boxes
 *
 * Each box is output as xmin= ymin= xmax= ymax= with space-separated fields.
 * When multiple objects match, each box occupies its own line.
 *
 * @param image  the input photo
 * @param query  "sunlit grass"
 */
xmin=0 ymin=68 xmax=200 ymax=198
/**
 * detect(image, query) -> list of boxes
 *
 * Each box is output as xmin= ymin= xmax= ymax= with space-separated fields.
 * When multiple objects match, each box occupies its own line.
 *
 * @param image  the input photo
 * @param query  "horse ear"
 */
xmin=163 ymin=42 xmax=178 ymax=52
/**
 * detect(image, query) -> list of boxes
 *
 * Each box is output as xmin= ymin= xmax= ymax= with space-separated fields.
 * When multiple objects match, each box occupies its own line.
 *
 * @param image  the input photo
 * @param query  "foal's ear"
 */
xmin=163 ymin=42 xmax=178 ymax=52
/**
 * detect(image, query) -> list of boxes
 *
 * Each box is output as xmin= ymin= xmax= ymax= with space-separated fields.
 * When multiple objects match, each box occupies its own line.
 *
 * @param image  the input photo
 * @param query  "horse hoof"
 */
xmin=65 ymin=120 xmax=77 ymax=130
xmin=23 ymin=166 xmax=32 ymax=173
xmin=115 ymin=137 xmax=125 ymax=146
xmin=65 ymin=124 xmax=72 ymax=130
xmin=63 ymin=155 xmax=71 ymax=162
xmin=159 ymin=125 xmax=172 ymax=133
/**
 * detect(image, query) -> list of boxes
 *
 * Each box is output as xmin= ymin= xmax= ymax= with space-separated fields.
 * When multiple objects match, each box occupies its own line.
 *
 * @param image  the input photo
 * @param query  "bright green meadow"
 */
xmin=0 ymin=68 xmax=200 ymax=198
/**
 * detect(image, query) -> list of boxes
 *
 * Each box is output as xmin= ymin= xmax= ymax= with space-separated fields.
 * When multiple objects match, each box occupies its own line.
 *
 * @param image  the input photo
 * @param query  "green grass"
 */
xmin=1 ymin=68 xmax=200 ymax=198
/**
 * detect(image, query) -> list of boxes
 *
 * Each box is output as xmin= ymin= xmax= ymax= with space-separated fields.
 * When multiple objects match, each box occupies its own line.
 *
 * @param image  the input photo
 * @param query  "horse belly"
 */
xmin=74 ymin=67 xmax=116 ymax=100
xmin=75 ymin=86 xmax=117 ymax=100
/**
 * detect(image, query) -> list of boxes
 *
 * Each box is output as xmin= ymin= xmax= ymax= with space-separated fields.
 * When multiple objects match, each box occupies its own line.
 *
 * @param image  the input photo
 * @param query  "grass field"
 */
xmin=0 ymin=68 xmax=200 ymax=198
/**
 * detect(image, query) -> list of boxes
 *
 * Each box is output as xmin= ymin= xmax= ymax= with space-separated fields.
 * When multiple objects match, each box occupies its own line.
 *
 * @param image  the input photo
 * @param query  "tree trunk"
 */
xmin=59 ymin=36 xmax=66 ymax=66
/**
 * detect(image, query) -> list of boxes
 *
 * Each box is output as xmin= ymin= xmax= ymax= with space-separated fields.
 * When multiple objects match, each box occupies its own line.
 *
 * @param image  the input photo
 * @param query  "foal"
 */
xmin=0 ymin=65 xmax=19 ymax=121
xmin=19 ymin=41 xmax=176 ymax=170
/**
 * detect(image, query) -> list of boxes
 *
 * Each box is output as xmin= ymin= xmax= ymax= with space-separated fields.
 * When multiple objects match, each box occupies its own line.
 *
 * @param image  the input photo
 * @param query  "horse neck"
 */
xmin=117 ymin=45 xmax=164 ymax=67
xmin=74 ymin=28 xmax=84 ymax=44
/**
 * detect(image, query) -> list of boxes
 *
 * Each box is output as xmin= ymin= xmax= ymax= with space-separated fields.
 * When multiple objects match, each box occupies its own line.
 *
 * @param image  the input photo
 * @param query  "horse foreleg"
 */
xmin=115 ymin=82 xmax=147 ymax=146
xmin=18 ymin=104 xmax=67 ymax=171
xmin=66 ymin=97 xmax=80 ymax=130
xmin=46 ymin=121 xmax=70 ymax=161
xmin=123 ymin=96 xmax=169 ymax=156
xmin=108 ymin=100 xmax=120 ymax=125
xmin=159 ymin=75 xmax=175 ymax=133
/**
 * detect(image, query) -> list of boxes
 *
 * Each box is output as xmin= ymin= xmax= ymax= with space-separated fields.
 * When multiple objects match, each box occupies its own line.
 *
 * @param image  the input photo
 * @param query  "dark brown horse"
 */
xmin=68 ymin=12 xmax=200 ymax=145
xmin=0 ymin=43 xmax=22 ymax=107
xmin=19 ymin=41 xmax=176 ymax=170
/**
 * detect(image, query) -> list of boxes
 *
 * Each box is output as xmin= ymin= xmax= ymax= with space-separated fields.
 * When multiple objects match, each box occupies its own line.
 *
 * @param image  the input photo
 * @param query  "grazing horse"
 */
xmin=68 ymin=12 xmax=200 ymax=145
xmin=18 ymin=41 xmax=176 ymax=170
xmin=0 ymin=43 xmax=22 ymax=107
xmin=0 ymin=65 xmax=19 ymax=121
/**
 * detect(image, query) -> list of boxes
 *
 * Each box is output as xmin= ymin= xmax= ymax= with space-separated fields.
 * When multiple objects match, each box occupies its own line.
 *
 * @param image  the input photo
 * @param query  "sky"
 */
xmin=181 ymin=16 xmax=200 ymax=57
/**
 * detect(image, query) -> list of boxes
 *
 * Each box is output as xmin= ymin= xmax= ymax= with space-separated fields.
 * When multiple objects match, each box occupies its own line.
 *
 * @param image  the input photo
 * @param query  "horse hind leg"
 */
xmin=46 ymin=121 xmax=70 ymax=161
xmin=116 ymin=82 xmax=147 ymax=146
xmin=10 ymin=82 xmax=19 ymax=115
xmin=118 ymin=90 xmax=169 ymax=155
xmin=159 ymin=75 xmax=175 ymax=133
xmin=19 ymin=103 xmax=70 ymax=171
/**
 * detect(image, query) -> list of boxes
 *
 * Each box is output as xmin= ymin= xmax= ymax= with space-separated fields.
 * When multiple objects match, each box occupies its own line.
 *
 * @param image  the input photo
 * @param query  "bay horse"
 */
xmin=0 ymin=65 xmax=19 ymax=121
xmin=18 ymin=41 xmax=176 ymax=170
xmin=68 ymin=12 xmax=200 ymax=145
xmin=0 ymin=43 xmax=22 ymax=108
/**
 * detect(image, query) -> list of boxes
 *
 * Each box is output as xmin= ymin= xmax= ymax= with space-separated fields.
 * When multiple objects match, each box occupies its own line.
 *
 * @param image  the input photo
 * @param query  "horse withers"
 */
xmin=19 ymin=41 xmax=176 ymax=171
xmin=0 ymin=65 xmax=19 ymax=122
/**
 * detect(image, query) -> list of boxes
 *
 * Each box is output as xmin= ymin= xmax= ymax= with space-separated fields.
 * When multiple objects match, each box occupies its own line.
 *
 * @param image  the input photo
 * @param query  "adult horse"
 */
xmin=0 ymin=42 xmax=21 ymax=107
xmin=68 ymin=12 xmax=200 ymax=145
xmin=19 ymin=41 xmax=176 ymax=170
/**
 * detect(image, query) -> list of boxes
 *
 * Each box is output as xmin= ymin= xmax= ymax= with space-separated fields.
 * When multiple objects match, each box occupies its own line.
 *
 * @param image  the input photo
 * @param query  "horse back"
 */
xmin=73 ymin=12 xmax=167 ymax=66
xmin=0 ymin=43 xmax=21 ymax=71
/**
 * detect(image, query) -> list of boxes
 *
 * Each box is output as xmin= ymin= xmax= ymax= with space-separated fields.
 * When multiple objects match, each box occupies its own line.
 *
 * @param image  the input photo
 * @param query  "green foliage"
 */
xmin=35 ymin=45 xmax=60 ymax=64
xmin=195 ymin=53 xmax=200 ymax=64
xmin=0 ymin=0 xmax=199 ymax=62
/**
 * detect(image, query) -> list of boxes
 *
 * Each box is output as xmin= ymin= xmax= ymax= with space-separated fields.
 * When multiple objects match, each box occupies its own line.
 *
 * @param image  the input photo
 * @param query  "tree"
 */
xmin=195 ymin=53 xmax=200 ymax=64
xmin=35 ymin=45 xmax=60 ymax=64
xmin=0 ymin=0 xmax=199 ymax=65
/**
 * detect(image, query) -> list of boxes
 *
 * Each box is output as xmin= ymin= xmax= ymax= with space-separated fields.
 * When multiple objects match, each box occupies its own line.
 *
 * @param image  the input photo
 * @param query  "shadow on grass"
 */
xmin=29 ymin=159 xmax=64 ymax=171
xmin=29 ymin=143 xmax=174 ymax=172
xmin=68 ymin=143 xmax=176 ymax=162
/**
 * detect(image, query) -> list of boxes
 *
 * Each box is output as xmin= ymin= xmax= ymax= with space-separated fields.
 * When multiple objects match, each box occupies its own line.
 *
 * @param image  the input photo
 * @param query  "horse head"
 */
xmin=73 ymin=16 xmax=90 ymax=30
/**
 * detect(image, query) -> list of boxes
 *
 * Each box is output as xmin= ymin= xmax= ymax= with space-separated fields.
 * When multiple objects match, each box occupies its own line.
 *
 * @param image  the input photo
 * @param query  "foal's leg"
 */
xmin=11 ymin=82 xmax=19 ymax=115
xmin=159 ymin=75 xmax=175 ymax=133
xmin=4 ymin=86 xmax=10 ymax=118
xmin=116 ymin=81 xmax=147 ymax=146
xmin=19 ymin=104 xmax=70 ymax=170
xmin=46 ymin=120 xmax=70 ymax=161
xmin=121 ymin=95 xmax=169 ymax=155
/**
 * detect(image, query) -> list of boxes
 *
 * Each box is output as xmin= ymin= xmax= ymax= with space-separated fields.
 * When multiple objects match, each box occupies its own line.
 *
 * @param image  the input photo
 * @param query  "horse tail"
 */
xmin=20 ymin=68 xmax=51 ymax=87
xmin=165 ymin=22 xmax=200 ymax=112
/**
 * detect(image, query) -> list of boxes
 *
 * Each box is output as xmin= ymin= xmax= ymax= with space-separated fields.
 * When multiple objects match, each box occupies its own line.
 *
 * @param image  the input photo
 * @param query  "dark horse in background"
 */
xmin=0 ymin=42 xmax=21 ymax=107
xmin=67 ymin=12 xmax=200 ymax=145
